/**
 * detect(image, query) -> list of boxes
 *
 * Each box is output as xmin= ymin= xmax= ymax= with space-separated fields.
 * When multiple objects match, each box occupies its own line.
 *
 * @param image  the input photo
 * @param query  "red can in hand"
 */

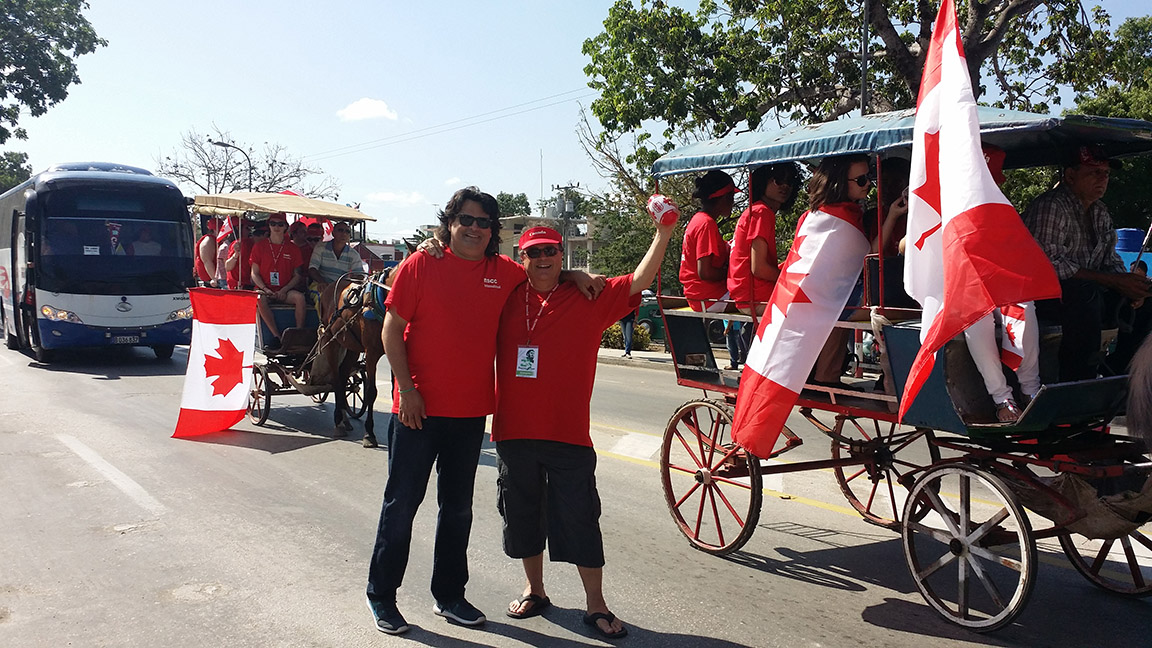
xmin=647 ymin=194 xmax=680 ymax=226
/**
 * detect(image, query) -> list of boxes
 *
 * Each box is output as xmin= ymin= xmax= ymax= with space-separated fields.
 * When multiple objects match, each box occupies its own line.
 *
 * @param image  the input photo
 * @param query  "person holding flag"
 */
xmin=731 ymin=154 xmax=873 ymax=458
xmin=899 ymin=0 xmax=1061 ymax=419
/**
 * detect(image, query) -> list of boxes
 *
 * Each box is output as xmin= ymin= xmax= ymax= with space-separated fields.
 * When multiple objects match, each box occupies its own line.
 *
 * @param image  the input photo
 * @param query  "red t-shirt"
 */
xmin=227 ymin=238 xmax=256 ymax=289
xmin=680 ymin=211 xmax=729 ymax=308
xmin=385 ymin=250 xmax=526 ymax=417
xmin=250 ymin=239 xmax=304 ymax=289
xmin=728 ymin=202 xmax=778 ymax=309
xmin=194 ymin=234 xmax=214 ymax=282
xmin=493 ymin=275 xmax=639 ymax=447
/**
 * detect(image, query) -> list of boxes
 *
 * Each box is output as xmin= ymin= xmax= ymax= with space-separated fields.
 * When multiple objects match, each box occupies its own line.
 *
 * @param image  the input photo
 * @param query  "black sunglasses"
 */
xmin=268 ymin=221 xmax=288 ymax=227
xmin=524 ymin=246 xmax=561 ymax=259
xmin=456 ymin=214 xmax=492 ymax=229
xmin=307 ymin=237 xmax=321 ymax=242
xmin=849 ymin=173 xmax=873 ymax=188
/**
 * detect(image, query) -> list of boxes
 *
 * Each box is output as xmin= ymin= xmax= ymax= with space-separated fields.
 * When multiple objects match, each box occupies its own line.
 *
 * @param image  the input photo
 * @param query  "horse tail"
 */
xmin=1125 ymin=333 xmax=1152 ymax=447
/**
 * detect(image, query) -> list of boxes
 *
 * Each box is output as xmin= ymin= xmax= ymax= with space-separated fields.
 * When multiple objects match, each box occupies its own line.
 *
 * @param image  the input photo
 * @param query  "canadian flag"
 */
xmin=173 ymin=288 xmax=259 ymax=437
xmin=999 ymin=303 xmax=1028 ymax=371
xmin=900 ymin=0 xmax=1060 ymax=419
xmin=732 ymin=204 xmax=870 ymax=457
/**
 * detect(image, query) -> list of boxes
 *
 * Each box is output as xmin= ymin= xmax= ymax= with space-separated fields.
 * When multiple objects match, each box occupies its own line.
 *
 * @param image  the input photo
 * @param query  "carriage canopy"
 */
xmin=651 ymin=107 xmax=1152 ymax=178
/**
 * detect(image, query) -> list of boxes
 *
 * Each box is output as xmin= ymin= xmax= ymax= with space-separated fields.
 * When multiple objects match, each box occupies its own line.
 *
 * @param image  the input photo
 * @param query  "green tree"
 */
xmin=0 ymin=151 xmax=32 ymax=192
xmin=156 ymin=126 xmax=340 ymax=199
xmin=1 ymin=0 xmax=106 ymax=144
xmin=496 ymin=191 xmax=531 ymax=217
xmin=1069 ymin=16 xmax=1152 ymax=228
xmin=584 ymin=0 xmax=1116 ymax=141
xmin=996 ymin=16 xmax=1152 ymax=228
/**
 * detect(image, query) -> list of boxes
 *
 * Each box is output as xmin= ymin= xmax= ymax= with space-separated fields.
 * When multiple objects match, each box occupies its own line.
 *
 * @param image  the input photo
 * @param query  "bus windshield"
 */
xmin=38 ymin=186 xmax=194 ymax=295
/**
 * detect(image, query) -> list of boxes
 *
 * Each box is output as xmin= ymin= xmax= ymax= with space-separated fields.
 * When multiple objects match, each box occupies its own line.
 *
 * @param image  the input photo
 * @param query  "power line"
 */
xmin=306 ymin=88 xmax=593 ymax=162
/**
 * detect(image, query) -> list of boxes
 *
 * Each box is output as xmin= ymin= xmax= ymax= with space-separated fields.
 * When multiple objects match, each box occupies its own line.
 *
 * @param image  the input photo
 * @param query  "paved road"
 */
xmin=1 ymin=345 xmax=1149 ymax=647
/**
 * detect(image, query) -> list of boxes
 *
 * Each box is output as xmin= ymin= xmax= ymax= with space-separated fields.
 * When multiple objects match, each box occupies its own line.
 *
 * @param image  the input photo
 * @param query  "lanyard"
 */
xmin=269 ymin=241 xmax=286 ymax=267
xmin=524 ymin=284 xmax=559 ymax=345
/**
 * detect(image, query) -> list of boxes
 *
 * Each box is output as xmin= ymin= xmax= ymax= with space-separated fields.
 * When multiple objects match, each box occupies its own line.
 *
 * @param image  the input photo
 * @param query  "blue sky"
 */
xmin=7 ymin=1 xmax=1149 ymax=240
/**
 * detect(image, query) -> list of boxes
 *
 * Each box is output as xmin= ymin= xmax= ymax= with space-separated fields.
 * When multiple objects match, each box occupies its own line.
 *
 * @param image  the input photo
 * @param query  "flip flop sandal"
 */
xmin=583 ymin=612 xmax=629 ymax=639
xmin=506 ymin=593 xmax=550 ymax=619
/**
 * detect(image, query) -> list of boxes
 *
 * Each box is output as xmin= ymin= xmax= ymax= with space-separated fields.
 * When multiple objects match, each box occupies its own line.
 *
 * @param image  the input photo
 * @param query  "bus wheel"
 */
xmin=152 ymin=344 xmax=175 ymax=360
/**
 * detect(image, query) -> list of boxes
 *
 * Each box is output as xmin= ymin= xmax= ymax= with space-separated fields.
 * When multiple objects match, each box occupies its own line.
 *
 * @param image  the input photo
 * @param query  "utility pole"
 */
xmin=860 ymin=0 xmax=870 ymax=115
xmin=551 ymin=182 xmax=580 ymax=270
xmin=208 ymin=139 xmax=253 ymax=191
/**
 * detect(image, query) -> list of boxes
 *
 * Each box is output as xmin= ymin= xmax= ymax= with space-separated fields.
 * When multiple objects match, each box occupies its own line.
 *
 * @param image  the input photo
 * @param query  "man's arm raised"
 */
xmin=631 ymin=220 xmax=677 ymax=295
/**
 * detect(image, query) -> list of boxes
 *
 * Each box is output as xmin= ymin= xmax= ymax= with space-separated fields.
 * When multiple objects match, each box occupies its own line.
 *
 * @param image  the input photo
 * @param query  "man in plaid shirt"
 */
xmin=1023 ymin=145 xmax=1152 ymax=380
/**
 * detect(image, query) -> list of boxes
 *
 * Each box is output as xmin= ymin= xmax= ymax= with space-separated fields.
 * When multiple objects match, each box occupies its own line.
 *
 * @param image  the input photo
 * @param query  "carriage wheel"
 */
xmin=830 ymin=419 xmax=938 ymax=530
xmin=660 ymin=399 xmax=762 ymax=555
xmin=1058 ymin=523 xmax=1152 ymax=597
xmin=248 ymin=365 xmax=271 ymax=426
xmin=902 ymin=464 xmax=1036 ymax=632
xmin=311 ymin=391 xmax=329 ymax=404
xmin=345 ymin=366 xmax=368 ymax=419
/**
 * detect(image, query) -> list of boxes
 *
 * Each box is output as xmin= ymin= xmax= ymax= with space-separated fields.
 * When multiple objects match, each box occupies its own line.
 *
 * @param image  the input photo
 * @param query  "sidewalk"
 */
xmin=596 ymin=342 xmax=738 ymax=372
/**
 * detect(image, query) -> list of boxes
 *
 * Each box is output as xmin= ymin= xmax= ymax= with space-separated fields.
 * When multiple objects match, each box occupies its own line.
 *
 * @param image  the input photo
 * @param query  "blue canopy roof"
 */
xmin=652 ymin=107 xmax=1152 ymax=178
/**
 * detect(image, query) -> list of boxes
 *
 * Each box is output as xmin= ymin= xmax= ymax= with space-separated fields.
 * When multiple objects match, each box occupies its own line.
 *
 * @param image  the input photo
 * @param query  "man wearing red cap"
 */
xmin=493 ymin=220 xmax=675 ymax=639
xmin=1023 ymin=145 xmax=1152 ymax=379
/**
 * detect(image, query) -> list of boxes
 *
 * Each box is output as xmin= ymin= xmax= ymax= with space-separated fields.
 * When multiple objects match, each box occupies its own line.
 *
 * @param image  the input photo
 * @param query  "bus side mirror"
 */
xmin=22 ymin=190 xmax=38 ymax=230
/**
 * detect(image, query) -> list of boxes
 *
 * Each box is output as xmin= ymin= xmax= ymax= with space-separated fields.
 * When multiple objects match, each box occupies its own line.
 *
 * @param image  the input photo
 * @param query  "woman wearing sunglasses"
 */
xmin=799 ymin=154 xmax=875 ymax=389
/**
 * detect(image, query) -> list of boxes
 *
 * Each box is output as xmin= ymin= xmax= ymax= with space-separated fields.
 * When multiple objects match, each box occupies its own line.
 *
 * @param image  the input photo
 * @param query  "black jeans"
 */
xmin=1037 ymin=278 xmax=1152 ymax=380
xmin=366 ymin=414 xmax=486 ymax=605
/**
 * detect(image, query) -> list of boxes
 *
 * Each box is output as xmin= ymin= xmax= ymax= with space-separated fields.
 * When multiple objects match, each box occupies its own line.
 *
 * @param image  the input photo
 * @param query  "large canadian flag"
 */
xmin=733 ymin=204 xmax=870 ymax=457
xmin=900 ymin=0 xmax=1060 ymax=419
xmin=173 ymin=288 xmax=258 ymax=437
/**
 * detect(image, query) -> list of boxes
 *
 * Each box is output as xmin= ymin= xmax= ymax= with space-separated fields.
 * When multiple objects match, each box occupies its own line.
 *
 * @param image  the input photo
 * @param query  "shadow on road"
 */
xmin=175 ymin=428 xmax=331 ymax=454
xmin=20 ymin=345 xmax=189 ymax=379
xmin=391 ymin=607 xmax=759 ymax=647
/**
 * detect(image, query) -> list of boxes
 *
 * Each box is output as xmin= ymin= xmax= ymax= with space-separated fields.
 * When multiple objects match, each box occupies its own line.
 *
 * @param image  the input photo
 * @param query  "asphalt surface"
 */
xmin=1 ymin=344 xmax=1150 ymax=647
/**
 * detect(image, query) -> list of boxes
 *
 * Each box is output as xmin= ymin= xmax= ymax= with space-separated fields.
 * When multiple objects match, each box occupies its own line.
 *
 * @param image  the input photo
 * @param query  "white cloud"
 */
xmin=336 ymin=98 xmax=399 ymax=121
xmin=443 ymin=177 xmax=460 ymax=186
xmin=363 ymin=191 xmax=426 ymax=205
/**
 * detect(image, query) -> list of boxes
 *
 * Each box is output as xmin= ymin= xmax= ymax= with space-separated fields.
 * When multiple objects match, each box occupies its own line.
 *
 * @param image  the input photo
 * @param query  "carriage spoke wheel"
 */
xmin=902 ymin=464 xmax=1036 ymax=632
xmin=660 ymin=399 xmax=762 ymax=555
xmin=1058 ymin=522 xmax=1152 ymax=597
xmin=830 ymin=419 xmax=938 ymax=530
xmin=345 ymin=366 xmax=368 ymax=419
xmin=248 ymin=365 xmax=271 ymax=426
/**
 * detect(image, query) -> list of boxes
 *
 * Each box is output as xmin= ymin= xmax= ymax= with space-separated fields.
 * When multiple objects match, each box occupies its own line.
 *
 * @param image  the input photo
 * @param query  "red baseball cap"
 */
xmin=518 ymin=226 xmax=562 ymax=250
xmin=982 ymin=144 xmax=1007 ymax=185
xmin=266 ymin=212 xmax=288 ymax=225
xmin=1066 ymin=144 xmax=1121 ymax=170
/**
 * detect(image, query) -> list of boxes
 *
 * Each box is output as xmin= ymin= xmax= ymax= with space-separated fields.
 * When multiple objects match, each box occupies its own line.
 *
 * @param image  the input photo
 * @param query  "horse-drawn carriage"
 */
xmin=652 ymin=107 xmax=1152 ymax=632
xmin=191 ymin=192 xmax=384 ymax=442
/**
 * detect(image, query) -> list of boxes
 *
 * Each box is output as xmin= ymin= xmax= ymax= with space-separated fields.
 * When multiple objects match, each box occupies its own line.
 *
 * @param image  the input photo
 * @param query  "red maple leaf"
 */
xmin=913 ymin=129 xmax=943 ymax=251
xmin=204 ymin=338 xmax=246 ymax=397
xmin=767 ymin=235 xmax=812 ymax=323
xmin=1004 ymin=321 xmax=1018 ymax=346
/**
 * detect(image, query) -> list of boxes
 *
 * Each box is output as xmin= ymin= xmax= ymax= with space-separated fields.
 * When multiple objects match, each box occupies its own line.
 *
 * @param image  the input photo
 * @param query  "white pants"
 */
xmin=963 ymin=302 xmax=1040 ymax=404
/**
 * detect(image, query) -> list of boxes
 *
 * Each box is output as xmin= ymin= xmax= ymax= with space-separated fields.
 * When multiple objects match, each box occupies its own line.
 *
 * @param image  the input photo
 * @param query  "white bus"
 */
xmin=0 ymin=162 xmax=195 ymax=362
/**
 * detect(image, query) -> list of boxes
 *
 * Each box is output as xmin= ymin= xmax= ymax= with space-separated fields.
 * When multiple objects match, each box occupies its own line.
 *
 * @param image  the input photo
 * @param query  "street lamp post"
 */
xmin=209 ymin=139 xmax=253 ymax=191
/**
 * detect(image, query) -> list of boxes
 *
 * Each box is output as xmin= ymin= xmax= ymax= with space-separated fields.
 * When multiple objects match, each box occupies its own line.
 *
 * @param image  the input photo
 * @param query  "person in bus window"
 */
xmin=128 ymin=224 xmax=162 ymax=256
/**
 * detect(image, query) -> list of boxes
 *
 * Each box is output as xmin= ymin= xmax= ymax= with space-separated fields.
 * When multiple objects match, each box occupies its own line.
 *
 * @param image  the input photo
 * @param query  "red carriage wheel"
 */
xmin=830 ymin=418 xmax=938 ymax=530
xmin=660 ymin=399 xmax=762 ymax=555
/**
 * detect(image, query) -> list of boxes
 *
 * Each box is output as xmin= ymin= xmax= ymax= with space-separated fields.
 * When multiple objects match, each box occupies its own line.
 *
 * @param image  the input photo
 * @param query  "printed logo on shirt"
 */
xmin=483 ymin=277 xmax=501 ymax=289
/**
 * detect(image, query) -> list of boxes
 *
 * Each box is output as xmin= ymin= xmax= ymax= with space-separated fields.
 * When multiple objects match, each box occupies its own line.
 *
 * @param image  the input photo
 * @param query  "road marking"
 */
xmin=57 ymin=434 xmax=167 ymax=517
xmin=608 ymin=433 xmax=663 ymax=461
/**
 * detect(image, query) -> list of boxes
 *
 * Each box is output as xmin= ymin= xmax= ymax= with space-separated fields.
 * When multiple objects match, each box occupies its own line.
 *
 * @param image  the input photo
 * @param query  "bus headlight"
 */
xmin=40 ymin=305 xmax=83 ymax=324
xmin=168 ymin=306 xmax=194 ymax=321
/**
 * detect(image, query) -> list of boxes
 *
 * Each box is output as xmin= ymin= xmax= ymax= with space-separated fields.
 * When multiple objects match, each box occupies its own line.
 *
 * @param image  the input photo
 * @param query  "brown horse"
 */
xmin=316 ymin=272 xmax=387 ymax=447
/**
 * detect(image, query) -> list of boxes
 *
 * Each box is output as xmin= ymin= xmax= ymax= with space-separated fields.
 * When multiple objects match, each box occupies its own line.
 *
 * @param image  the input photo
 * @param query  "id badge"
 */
xmin=269 ymin=271 xmax=281 ymax=287
xmin=516 ymin=345 xmax=539 ymax=378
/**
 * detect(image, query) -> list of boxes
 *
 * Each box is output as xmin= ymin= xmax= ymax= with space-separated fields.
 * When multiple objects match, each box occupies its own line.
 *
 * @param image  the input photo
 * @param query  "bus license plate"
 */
xmin=113 ymin=335 xmax=140 ymax=344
